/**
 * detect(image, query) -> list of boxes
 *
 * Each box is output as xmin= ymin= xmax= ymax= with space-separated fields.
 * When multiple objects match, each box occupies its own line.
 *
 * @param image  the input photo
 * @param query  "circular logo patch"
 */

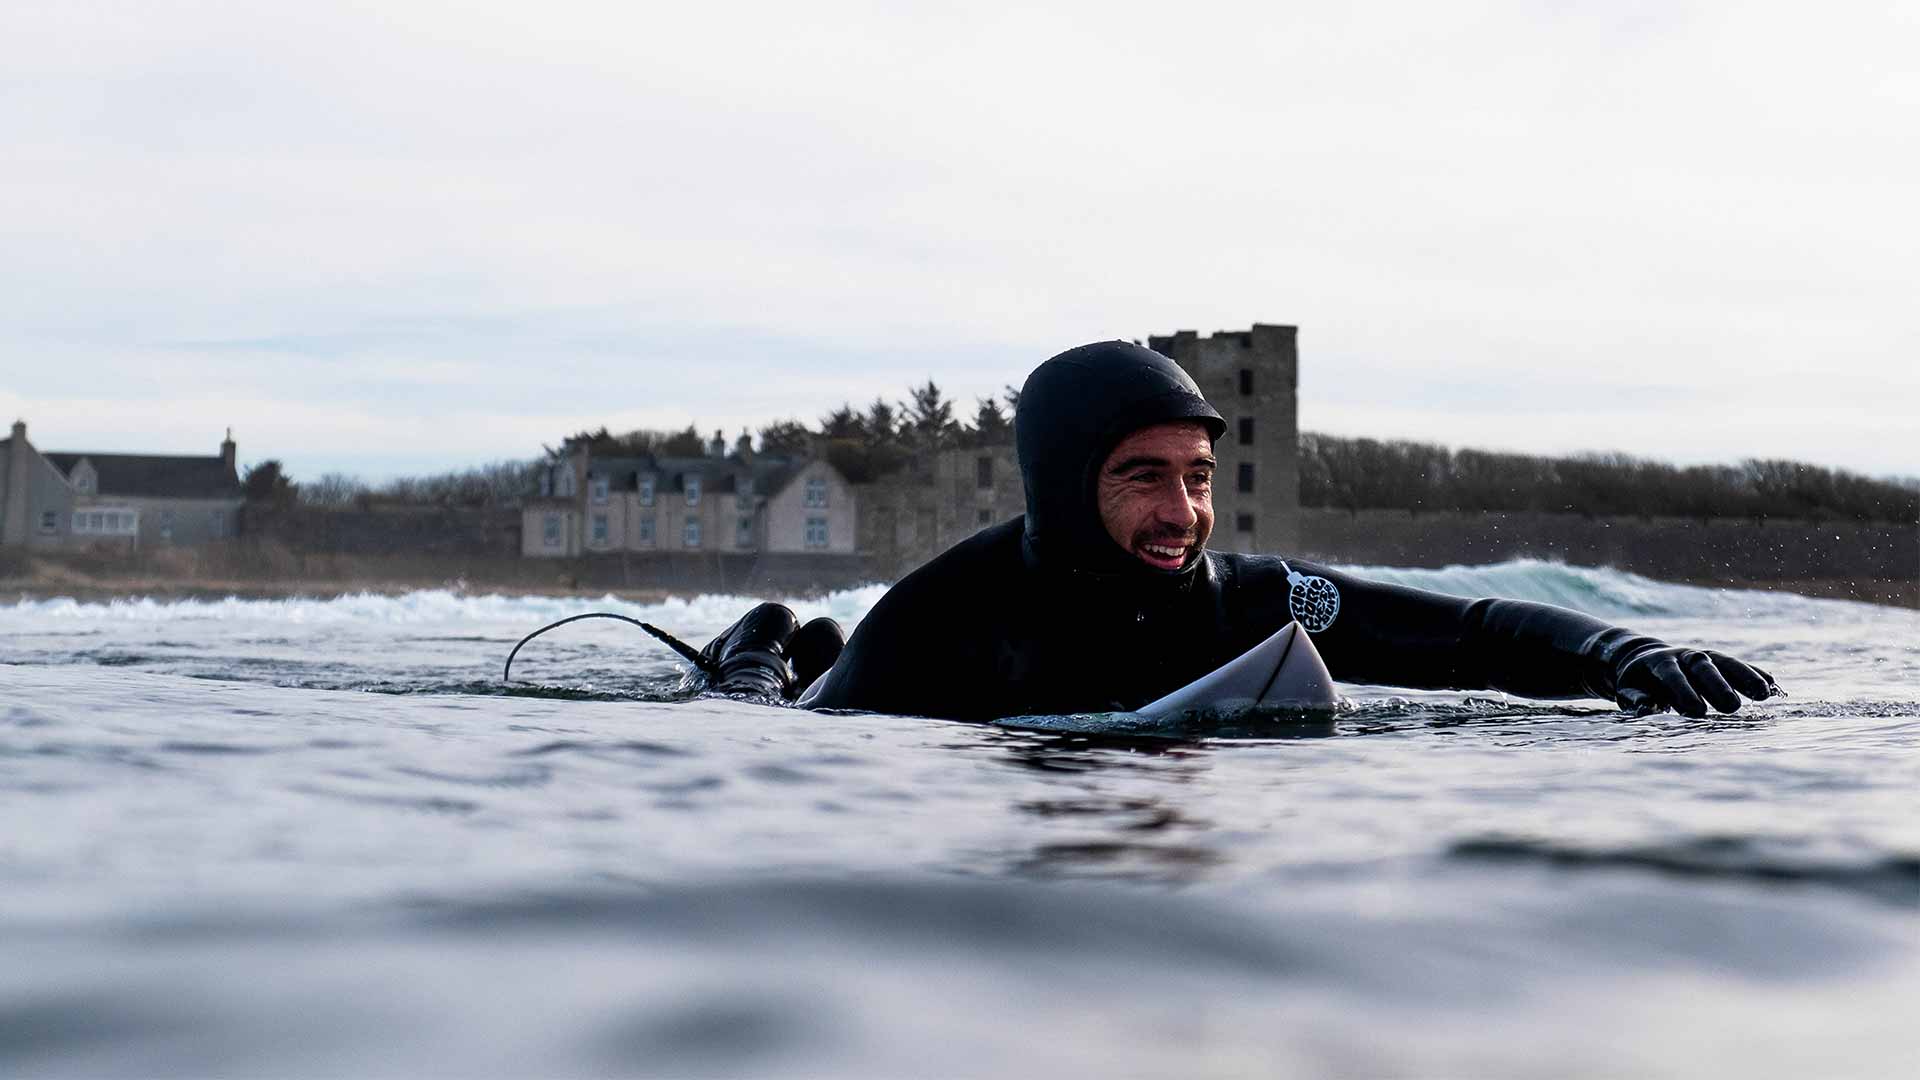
xmin=1288 ymin=573 xmax=1342 ymax=633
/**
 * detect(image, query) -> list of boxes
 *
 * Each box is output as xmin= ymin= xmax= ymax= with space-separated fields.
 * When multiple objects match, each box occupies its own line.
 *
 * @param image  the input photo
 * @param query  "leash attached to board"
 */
xmin=502 ymin=612 xmax=716 ymax=683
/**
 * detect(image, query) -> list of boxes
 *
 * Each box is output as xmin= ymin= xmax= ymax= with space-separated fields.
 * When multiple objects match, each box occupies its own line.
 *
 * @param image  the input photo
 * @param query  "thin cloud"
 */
xmin=2 ymin=1 xmax=1913 ymax=479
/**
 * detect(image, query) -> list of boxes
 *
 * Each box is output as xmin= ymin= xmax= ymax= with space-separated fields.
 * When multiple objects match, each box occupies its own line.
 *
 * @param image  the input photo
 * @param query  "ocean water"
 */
xmin=1 ymin=559 xmax=1915 ymax=1077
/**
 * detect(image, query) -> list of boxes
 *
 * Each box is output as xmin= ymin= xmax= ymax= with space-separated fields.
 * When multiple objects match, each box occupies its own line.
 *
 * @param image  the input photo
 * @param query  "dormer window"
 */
xmin=803 ymin=477 xmax=828 ymax=508
xmin=590 ymin=475 xmax=609 ymax=504
xmin=72 ymin=462 xmax=97 ymax=495
xmin=555 ymin=467 xmax=576 ymax=497
xmin=639 ymin=475 xmax=656 ymax=507
xmin=684 ymin=476 xmax=701 ymax=507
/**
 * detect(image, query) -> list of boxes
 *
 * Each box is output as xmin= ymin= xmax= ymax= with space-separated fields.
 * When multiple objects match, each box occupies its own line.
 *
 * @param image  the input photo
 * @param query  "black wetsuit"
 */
xmin=798 ymin=519 xmax=1683 ymax=718
xmin=788 ymin=340 xmax=1776 ymax=720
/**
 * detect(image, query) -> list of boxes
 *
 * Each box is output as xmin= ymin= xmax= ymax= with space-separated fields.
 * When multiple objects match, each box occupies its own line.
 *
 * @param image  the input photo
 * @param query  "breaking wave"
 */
xmin=0 ymin=584 xmax=893 ymax=634
xmin=1338 ymin=558 xmax=1886 ymax=621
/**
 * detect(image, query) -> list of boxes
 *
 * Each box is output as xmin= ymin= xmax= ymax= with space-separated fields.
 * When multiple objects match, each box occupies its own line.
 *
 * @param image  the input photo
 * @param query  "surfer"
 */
xmin=707 ymin=340 xmax=1780 ymax=721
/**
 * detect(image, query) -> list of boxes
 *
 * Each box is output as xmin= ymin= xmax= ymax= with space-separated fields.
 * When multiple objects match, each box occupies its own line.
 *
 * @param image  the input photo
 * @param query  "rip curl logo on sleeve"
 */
xmin=1279 ymin=561 xmax=1341 ymax=633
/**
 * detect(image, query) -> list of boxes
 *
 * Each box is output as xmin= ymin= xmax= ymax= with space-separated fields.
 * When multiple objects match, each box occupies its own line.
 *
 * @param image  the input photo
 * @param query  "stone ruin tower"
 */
xmin=1148 ymin=324 xmax=1300 ymax=554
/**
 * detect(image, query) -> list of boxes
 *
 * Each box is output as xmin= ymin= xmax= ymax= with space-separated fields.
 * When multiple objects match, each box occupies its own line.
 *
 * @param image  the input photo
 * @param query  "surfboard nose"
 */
xmin=1263 ymin=622 xmax=1339 ymax=708
xmin=1137 ymin=620 xmax=1341 ymax=720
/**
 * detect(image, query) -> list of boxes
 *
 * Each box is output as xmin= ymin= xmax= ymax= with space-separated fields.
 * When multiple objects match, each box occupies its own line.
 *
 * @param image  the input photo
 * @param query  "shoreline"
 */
xmin=1 ymin=570 xmax=1912 ymax=610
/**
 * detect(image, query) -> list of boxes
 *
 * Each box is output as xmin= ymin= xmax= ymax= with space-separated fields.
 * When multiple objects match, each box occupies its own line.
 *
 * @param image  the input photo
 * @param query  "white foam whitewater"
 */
xmin=0 ymin=560 xmax=1889 ymax=632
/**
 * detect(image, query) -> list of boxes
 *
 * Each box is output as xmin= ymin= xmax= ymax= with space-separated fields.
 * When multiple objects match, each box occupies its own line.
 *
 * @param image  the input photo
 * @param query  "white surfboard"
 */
xmin=1136 ymin=620 xmax=1339 ymax=719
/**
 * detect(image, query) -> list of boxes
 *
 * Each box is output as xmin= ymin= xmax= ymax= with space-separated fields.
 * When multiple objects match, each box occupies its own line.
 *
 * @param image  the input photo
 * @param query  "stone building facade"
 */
xmin=857 ymin=444 xmax=1025 ymax=578
xmin=522 ymin=432 xmax=857 ymax=560
xmin=2 ymin=420 xmax=244 ymax=550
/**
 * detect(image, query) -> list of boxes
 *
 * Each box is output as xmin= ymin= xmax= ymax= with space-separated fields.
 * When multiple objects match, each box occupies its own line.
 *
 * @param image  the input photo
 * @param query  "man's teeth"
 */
xmin=1143 ymin=543 xmax=1186 ymax=559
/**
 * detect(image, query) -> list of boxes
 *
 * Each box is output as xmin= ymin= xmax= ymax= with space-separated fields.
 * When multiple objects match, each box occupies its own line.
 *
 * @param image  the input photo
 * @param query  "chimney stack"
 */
xmin=220 ymin=427 xmax=237 ymax=477
xmin=709 ymin=428 xmax=726 ymax=458
xmin=3 ymin=420 xmax=30 ymax=546
xmin=734 ymin=429 xmax=753 ymax=463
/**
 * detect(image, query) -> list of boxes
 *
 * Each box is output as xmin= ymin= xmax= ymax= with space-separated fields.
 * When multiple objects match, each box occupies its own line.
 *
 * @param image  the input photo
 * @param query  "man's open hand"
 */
xmin=1615 ymin=647 xmax=1781 ymax=718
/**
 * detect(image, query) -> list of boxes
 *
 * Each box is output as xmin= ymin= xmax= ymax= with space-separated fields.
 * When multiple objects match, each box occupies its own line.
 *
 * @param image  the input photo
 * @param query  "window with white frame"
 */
xmin=684 ymin=476 xmax=701 ymax=507
xmin=639 ymin=475 xmax=655 ymax=506
xmin=590 ymin=475 xmax=609 ymax=503
xmin=805 ymin=516 xmax=829 ymax=549
xmin=72 ymin=509 xmax=138 ymax=535
xmin=683 ymin=518 xmax=702 ymax=547
xmin=543 ymin=513 xmax=562 ymax=547
xmin=804 ymin=477 xmax=828 ymax=508
xmin=638 ymin=516 xmax=655 ymax=544
xmin=591 ymin=513 xmax=608 ymax=545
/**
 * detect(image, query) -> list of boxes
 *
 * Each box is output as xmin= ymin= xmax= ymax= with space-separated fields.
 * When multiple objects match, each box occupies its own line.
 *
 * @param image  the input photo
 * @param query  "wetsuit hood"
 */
xmin=1015 ymin=341 xmax=1226 ymax=579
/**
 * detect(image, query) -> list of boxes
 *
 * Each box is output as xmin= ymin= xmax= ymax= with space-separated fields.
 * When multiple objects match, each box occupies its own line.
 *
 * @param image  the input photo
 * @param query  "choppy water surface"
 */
xmin=2 ymin=560 xmax=1915 ymax=1077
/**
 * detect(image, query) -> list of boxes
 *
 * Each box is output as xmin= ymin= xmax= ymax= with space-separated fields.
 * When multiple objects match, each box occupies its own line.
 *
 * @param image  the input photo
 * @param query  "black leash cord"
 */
xmin=502 ymin=612 xmax=717 ymax=683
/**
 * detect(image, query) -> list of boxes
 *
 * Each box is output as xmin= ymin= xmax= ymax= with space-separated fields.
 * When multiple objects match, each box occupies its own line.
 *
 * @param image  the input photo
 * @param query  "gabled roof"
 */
xmin=585 ymin=452 xmax=821 ymax=497
xmin=44 ymin=452 xmax=241 ymax=499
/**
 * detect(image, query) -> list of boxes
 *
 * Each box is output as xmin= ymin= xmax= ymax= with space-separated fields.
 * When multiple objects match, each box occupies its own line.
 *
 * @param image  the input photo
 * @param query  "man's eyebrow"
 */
xmin=1107 ymin=454 xmax=1217 ymax=474
xmin=1106 ymin=454 xmax=1169 ymax=474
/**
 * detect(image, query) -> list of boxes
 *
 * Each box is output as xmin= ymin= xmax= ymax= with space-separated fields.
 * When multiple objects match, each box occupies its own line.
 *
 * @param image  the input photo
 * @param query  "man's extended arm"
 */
xmin=1268 ymin=560 xmax=1779 ymax=716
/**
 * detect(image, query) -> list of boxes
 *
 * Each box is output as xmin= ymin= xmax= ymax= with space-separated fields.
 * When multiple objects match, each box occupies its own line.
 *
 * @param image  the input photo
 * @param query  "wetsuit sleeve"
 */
xmin=797 ymin=577 xmax=976 ymax=718
xmin=1270 ymin=561 xmax=1664 ymax=703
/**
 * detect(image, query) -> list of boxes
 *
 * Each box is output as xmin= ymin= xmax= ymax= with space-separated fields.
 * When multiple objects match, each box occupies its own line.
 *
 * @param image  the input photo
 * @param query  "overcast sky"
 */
xmin=3 ymin=1 xmax=1914 ymax=481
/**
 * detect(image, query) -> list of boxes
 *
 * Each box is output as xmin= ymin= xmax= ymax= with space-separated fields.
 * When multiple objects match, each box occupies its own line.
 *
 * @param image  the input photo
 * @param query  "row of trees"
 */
xmin=757 ymin=380 xmax=1021 ymax=482
xmin=1298 ymin=434 xmax=1918 ymax=524
xmin=247 ymin=459 xmax=543 ymax=510
xmin=247 ymin=376 xmax=1914 ymax=523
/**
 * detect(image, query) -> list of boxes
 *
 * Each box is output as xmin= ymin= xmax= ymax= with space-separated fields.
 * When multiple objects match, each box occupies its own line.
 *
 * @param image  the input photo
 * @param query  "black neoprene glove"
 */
xmin=1610 ymin=644 xmax=1781 ymax=718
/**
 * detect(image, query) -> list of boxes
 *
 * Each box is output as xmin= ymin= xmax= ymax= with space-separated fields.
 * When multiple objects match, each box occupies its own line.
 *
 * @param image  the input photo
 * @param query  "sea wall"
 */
xmin=239 ymin=504 xmax=523 ymax=557
xmin=1295 ymin=509 xmax=1916 ymax=604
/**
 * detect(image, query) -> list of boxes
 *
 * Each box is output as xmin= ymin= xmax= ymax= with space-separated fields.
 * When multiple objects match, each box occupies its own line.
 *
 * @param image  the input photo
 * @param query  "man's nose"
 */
xmin=1155 ymin=480 xmax=1198 ymax=528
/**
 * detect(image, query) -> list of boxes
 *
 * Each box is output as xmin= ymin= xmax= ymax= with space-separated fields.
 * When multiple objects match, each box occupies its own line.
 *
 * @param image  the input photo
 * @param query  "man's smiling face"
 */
xmin=1095 ymin=421 xmax=1216 ymax=571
